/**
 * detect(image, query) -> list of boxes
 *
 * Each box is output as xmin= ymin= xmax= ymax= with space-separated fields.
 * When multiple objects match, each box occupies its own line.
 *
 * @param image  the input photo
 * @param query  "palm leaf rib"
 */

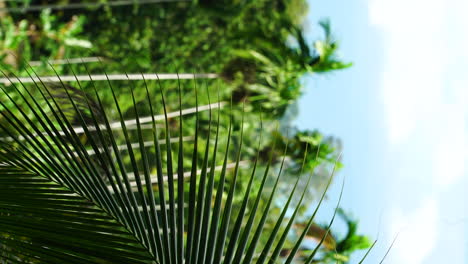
xmin=205 ymin=100 xmax=233 ymax=264
xmin=185 ymin=76 xmax=199 ymax=264
xmin=141 ymin=73 xmax=166 ymax=261
xmin=190 ymin=84 xmax=213 ymax=264
xmin=379 ymin=232 xmax=399 ymax=264
xmin=176 ymin=73 xmax=185 ymax=264
xmin=358 ymin=238 xmax=378 ymax=264
xmin=197 ymin=87 xmax=222 ymax=264
xmin=0 ymin=65 xmax=363 ymax=263
xmin=159 ymin=73 xmax=178 ymax=264
xmin=152 ymin=72 xmax=174 ymax=264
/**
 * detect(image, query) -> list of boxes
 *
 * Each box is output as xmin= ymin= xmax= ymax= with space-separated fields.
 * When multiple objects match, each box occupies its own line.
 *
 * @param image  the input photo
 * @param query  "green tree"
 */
xmin=222 ymin=20 xmax=351 ymax=117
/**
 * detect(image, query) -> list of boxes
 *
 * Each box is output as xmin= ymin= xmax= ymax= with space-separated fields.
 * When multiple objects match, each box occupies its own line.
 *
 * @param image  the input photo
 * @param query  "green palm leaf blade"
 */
xmin=218 ymin=113 xmax=261 ymax=264
xmin=358 ymin=238 xmax=378 ymax=264
xmin=284 ymin=155 xmax=341 ymax=264
xmin=128 ymin=72 xmax=159 ymax=258
xmin=154 ymin=72 xmax=177 ymax=264
xmin=258 ymin=143 xmax=313 ymax=264
xmin=141 ymin=73 xmax=165 ymax=260
xmin=145 ymin=72 xmax=172 ymax=263
xmin=185 ymin=78 xmax=200 ymax=264
xmin=189 ymin=89 xmax=213 ymax=264
xmin=304 ymin=177 xmax=345 ymax=264
xmin=212 ymin=103 xmax=245 ymax=264
xmin=226 ymin=123 xmax=276 ymax=264
xmin=197 ymin=95 xmax=221 ymax=264
xmin=240 ymin=138 xmax=290 ymax=264
xmin=175 ymin=75 xmax=185 ymax=264
xmin=204 ymin=101 xmax=233 ymax=264
xmin=379 ymin=233 xmax=399 ymax=264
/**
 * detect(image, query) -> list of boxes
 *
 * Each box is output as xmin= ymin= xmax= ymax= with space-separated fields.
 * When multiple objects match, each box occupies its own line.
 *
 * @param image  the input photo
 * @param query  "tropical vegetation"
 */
xmin=0 ymin=0 xmax=375 ymax=263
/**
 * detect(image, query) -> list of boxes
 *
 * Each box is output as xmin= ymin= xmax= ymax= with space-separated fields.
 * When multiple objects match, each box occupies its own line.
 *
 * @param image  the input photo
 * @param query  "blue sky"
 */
xmin=297 ymin=0 xmax=468 ymax=263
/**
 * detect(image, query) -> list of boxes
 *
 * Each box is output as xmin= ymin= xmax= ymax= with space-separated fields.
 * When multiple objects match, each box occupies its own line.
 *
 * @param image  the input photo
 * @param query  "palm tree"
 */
xmin=0 ymin=68 xmax=377 ymax=263
xmin=221 ymin=20 xmax=352 ymax=118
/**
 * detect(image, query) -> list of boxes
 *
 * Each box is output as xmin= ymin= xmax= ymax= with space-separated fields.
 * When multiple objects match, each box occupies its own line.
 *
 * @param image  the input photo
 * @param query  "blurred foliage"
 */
xmin=4 ymin=0 xmax=350 ymax=117
xmin=0 ymin=8 xmax=91 ymax=74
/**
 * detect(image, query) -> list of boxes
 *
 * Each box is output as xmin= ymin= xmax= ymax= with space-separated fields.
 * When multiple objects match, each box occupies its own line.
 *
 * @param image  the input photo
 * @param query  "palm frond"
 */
xmin=0 ymin=64 xmax=370 ymax=264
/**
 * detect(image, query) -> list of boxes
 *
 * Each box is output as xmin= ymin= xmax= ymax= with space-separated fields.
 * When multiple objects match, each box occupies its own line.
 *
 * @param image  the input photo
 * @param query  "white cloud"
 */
xmin=431 ymin=105 xmax=467 ymax=187
xmin=369 ymin=0 xmax=447 ymax=144
xmin=369 ymin=0 xmax=468 ymax=184
xmin=368 ymin=0 xmax=468 ymax=262
xmin=388 ymin=198 xmax=439 ymax=264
